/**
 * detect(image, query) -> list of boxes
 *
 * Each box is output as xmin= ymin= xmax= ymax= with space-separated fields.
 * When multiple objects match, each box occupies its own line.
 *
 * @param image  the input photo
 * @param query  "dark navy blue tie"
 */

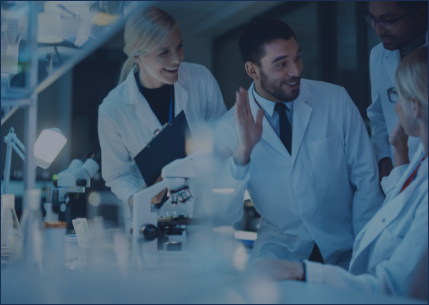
xmin=274 ymin=103 xmax=292 ymax=155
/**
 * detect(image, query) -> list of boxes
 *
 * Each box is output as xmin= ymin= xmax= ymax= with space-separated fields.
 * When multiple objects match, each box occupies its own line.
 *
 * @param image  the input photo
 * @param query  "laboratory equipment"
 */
xmin=132 ymin=150 xmax=211 ymax=267
xmin=37 ymin=2 xmax=63 ymax=44
xmin=1 ymin=194 xmax=19 ymax=256
xmin=11 ymin=189 xmax=44 ymax=272
xmin=71 ymin=217 xmax=90 ymax=260
xmin=44 ymin=152 xmax=101 ymax=223
xmin=43 ymin=221 xmax=66 ymax=274
xmin=65 ymin=234 xmax=79 ymax=262
xmin=2 ymin=127 xmax=67 ymax=195
xmin=1 ymin=1 xmax=148 ymax=214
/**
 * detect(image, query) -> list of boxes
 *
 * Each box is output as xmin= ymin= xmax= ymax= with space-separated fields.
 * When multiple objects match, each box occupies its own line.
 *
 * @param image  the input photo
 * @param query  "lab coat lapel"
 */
xmin=174 ymin=65 xmax=190 ymax=130
xmin=383 ymin=50 xmax=400 ymax=84
xmin=354 ymin=158 xmax=427 ymax=258
xmin=291 ymin=82 xmax=312 ymax=167
xmin=174 ymin=83 xmax=188 ymax=117
xmin=248 ymin=83 xmax=290 ymax=160
xmin=386 ymin=144 xmax=425 ymax=201
xmin=123 ymin=67 xmax=161 ymax=134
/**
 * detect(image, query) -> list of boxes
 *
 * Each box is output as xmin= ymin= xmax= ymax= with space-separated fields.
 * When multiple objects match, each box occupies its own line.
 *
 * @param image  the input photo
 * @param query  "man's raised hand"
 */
xmin=233 ymin=87 xmax=264 ymax=165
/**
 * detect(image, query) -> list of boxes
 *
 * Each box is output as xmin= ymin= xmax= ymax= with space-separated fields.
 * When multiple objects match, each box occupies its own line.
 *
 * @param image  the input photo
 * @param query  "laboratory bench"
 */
xmin=1 ymin=260 xmax=426 ymax=304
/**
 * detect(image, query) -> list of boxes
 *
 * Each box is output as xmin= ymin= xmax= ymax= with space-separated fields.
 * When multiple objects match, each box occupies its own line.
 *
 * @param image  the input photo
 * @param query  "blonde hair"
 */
xmin=117 ymin=7 xmax=178 ymax=85
xmin=395 ymin=46 xmax=428 ymax=112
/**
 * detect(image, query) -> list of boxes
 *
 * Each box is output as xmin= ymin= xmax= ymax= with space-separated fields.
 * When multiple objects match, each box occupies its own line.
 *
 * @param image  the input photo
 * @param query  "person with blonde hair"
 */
xmin=98 ymin=7 xmax=226 ymax=228
xmin=254 ymin=46 xmax=428 ymax=299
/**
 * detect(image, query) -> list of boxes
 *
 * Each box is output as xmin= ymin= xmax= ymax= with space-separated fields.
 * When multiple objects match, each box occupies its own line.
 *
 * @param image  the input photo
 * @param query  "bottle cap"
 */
xmin=25 ymin=189 xmax=42 ymax=210
xmin=45 ymin=221 xmax=66 ymax=229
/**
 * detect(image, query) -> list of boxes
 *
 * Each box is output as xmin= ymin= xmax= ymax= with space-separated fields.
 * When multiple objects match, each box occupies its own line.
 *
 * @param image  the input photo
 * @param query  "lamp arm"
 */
xmin=2 ymin=129 xmax=26 ymax=195
xmin=10 ymin=140 xmax=26 ymax=162
xmin=4 ymin=131 xmax=26 ymax=162
xmin=12 ymin=133 xmax=26 ymax=155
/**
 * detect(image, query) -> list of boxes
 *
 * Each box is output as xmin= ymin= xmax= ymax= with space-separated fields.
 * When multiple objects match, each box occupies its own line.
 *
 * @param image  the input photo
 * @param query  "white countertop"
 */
xmin=1 ymin=266 xmax=425 ymax=304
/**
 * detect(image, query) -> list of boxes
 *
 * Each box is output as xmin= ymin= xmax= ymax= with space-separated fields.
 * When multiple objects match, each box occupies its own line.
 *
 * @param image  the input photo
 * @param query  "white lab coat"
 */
xmin=205 ymin=80 xmax=385 ymax=267
xmin=306 ymin=143 xmax=428 ymax=298
xmin=98 ymin=63 xmax=226 ymax=229
xmin=367 ymin=33 xmax=427 ymax=164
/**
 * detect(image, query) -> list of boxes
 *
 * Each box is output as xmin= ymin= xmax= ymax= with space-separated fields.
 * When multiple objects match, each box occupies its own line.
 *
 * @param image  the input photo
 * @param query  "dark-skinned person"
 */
xmin=366 ymin=1 xmax=427 ymax=189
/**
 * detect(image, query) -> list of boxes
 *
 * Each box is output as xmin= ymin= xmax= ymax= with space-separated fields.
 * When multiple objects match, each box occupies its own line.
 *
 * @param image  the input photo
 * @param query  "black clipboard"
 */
xmin=134 ymin=110 xmax=190 ymax=187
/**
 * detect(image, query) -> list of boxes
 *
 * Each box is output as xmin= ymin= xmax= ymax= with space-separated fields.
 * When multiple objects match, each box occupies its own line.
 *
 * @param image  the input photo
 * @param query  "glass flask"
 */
xmin=11 ymin=189 xmax=45 ymax=272
xmin=1 ymin=194 xmax=20 ymax=256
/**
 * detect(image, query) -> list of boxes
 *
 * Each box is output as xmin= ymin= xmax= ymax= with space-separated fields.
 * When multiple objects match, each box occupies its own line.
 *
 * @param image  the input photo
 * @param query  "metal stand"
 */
xmin=2 ymin=128 xmax=26 ymax=195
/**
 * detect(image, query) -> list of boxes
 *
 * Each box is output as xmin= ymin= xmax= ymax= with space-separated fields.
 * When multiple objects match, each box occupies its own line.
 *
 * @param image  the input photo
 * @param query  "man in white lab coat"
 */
xmin=366 ymin=1 xmax=427 ymax=184
xmin=205 ymin=18 xmax=385 ymax=268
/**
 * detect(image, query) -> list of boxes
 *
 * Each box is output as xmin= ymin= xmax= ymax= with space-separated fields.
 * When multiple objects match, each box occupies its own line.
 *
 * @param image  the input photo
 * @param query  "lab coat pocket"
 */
xmin=308 ymin=134 xmax=348 ymax=188
xmin=368 ymin=228 xmax=403 ymax=271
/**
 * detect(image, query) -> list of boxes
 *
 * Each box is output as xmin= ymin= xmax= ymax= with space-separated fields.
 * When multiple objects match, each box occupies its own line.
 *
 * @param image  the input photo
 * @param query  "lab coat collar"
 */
xmin=383 ymin=49 xmax=401 ymax=85
xmin=249 ymin=82 xmax=290 ymax=160
xmin=248 ymin=80 xmax=312 ymax=164
xmin=382 ymin=31 xmax=428 ymax=84
xmin=290 ymin=80 xmax=312 ymax=166
xmin=122 ymin=64 xmax=190 ymax=133
xmin=252 ymin=88 xmax=293 ymax=116
xmin=390 ymin=143 xmax=426 ymax=199
xmin=174 ymin=64 xmax=190 ymax=118
xmin=352 ymin=145 xmax=427 ymax=260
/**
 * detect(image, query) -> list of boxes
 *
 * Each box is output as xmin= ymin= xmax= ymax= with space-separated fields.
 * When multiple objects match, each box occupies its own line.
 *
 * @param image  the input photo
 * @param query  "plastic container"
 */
xmin=44 ymin=221 xmax=66 ymax=274
xmin=65 ymin=235 xmax=79 ymax=261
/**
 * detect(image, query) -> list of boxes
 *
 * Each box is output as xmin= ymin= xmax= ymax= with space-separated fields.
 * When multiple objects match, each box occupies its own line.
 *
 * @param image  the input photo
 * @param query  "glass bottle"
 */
xmin=11 ymin=189 xmax=45 ymax=273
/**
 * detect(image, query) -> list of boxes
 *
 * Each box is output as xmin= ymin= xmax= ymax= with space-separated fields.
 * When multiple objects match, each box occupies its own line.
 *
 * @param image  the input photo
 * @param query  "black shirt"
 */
xmin=135 ymin=73 xmax=175 ymax=126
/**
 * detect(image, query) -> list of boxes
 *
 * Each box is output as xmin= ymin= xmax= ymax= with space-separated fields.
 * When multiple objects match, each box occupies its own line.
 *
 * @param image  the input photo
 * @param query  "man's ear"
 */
xmin=245 ymin=61 xmax=260 ymax=82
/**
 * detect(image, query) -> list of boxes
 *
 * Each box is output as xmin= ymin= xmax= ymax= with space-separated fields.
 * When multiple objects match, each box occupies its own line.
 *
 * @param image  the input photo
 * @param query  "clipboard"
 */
xmin=134 ymin=110 xmax=190 ymax=187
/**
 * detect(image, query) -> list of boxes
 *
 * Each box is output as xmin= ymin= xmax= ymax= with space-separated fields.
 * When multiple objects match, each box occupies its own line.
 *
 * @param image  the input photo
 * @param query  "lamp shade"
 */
xmin=33 ymin=128 xmax=67 ymax=169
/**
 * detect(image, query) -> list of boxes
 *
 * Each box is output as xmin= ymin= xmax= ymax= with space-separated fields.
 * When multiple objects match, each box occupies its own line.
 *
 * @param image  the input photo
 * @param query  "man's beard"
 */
xmin=260 ymin=69 xmax=300 ymax=102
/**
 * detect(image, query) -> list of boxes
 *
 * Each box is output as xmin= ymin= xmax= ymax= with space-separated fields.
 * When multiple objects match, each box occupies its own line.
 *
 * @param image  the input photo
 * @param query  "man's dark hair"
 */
xmin=396 ymin=1 xmax=428 ymax=12
xmin=238 ymin=17 xmax=296 ymax=66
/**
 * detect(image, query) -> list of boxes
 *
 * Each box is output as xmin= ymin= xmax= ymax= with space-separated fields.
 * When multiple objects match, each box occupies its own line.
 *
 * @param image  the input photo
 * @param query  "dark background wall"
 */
xmin=213 ymin=1 xmax=380 ymax=123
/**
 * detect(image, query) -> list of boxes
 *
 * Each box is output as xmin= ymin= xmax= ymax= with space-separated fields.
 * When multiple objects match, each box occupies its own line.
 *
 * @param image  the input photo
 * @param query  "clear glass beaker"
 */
xmin=1 ymin=194 xmax=20 ymax=256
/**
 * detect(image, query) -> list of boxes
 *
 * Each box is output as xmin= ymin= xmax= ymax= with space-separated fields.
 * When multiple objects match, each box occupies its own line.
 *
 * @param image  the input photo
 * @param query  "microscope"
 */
xmin=131 ymin=150 xmax=211 ymax=267
xmin=44 ymin=152 xmax=100 ymax=222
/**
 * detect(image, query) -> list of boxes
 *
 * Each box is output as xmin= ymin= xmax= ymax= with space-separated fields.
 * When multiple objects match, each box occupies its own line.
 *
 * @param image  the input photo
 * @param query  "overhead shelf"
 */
xmin=1 ymin=1 xmax=154 ymax=105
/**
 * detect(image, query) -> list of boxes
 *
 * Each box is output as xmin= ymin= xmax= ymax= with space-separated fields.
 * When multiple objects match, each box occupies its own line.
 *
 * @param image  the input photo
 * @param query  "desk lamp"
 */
xmin=2 ymin=127 xmax=67 ymax=195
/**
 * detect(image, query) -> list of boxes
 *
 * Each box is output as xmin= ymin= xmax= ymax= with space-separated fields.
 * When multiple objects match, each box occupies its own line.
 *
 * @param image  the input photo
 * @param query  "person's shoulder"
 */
xmin=303 ymin=79 xmax=353 ymax=110
xmin=222 ymin=105 xmax=236 ymax=122
xmin=303 ymin=79 xmax=344 ymax=95
xmin=181 ymin=62 xmax=213 ymax=80
xmin=181 ymin=62 xmax=210 ymax=74
xmin=214 ymin=105 xmax=236 ymax=134
xmin=370 ymin=41 xmax=385 ymax=57
xmin=369 ymin=42 xmax=385 ymax=68
xmin=99 ymin=82 xmax=126 ymax=117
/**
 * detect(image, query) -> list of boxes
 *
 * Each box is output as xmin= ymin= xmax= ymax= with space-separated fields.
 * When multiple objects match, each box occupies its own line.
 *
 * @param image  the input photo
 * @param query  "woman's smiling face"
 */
xmin=134 ymin=26 xmax=185 ymax=88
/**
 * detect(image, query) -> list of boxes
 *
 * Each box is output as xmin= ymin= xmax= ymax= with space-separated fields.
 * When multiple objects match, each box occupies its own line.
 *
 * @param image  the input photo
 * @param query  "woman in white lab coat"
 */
xmin=254 ymin=46 xmax=428 ymax=299
xmin=98 ymin=7 xmax=226 ymax=229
